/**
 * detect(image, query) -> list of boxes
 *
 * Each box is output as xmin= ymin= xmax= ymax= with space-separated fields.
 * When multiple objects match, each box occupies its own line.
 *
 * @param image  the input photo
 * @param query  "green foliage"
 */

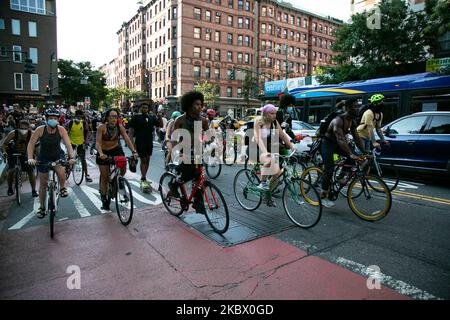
xmin=194 ymin=81 xmax=220 ymax=107
xmin=58 ymin=59 xmax=108 ymax=108
xmin=317 ymin=0 xmax=448 ymax=84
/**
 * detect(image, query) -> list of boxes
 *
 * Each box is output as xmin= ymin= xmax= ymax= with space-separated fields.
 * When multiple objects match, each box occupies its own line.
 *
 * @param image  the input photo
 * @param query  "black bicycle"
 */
xmin=11 ymin=153 xmax=25 ymax=206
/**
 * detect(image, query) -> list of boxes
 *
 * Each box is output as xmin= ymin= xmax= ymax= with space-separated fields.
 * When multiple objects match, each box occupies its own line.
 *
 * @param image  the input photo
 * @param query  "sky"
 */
xmin=56 ymin=0 xmax=351 ymax=69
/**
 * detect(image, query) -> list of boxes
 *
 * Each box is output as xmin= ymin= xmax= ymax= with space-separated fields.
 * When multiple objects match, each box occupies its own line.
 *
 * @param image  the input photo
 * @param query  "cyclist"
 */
xmin=164 ymin=111 xmax=181 ymax=165
xmin=169 ymin=91 xmax=209 ymax=214
xmin=2 ymin=120 xmax=37 ymax=197
xmin=128 ymin=103 xmax=163 ymax=193
xmin=96 ymin=108 xmax=137 ymax=210
xmin=27 ymin=108 xmax=76 ymax=219
xmin=254 ymin=104 xmax=295 ymax=194
xmin=357 ymin=94 xmax=390 ymax=151
xmin=277 ymin=94 xmax=296 ymax=140
xmin=320 ymin=98 xmax=366 ymax=208
xmin=90 ymin=112 xmax=102 ymax=155
xmin=66 ymin=109 xmax=93 ymax=183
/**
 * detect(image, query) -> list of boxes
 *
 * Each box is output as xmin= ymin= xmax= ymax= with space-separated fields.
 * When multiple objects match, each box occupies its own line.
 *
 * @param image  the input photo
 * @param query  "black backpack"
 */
xmin=318 ymin=110 xmax=343 ymax=136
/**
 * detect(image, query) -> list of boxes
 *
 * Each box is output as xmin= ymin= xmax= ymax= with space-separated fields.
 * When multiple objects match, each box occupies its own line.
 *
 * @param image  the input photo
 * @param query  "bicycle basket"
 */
xmin=114 ymin=156 xmax=127 ymax=169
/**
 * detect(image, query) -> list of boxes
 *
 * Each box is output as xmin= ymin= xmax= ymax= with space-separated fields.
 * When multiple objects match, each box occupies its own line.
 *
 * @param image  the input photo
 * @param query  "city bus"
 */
xmin=264 ymin=72 xmax=450 ymax=126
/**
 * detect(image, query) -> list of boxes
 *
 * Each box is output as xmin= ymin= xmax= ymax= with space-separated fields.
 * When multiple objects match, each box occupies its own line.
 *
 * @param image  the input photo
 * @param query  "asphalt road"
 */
xmin=1 ymin=141 xmax=449 ymax=299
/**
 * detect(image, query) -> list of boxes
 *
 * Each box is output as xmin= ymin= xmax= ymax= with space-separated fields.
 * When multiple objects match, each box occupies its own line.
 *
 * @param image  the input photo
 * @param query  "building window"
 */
xmin=214 ymin=49 xmax=220 ymax=61
xmin=194 ymin=47 xmax=201 ymax=58
xmin=215 ymin=31 xmax=220 ymax=42
xmin=205 ymin=29 xmax=211 ymax=41
xmin=31 ymin=74 xmax=39 ymax=91
xmin=205 ymin=48 xmax=211 ymax=60
xmin=29 ymin=47 xmax=38 ymax=63
xmin=227 ymin=33 xmax=233 ymax=45
xmin=245 ymin=1 xmax=251 ymax=11
xmin=227 ymin=51 xmax=233 ymax=62
xmin=13 ymin=45 xmax=22 ymax=62
xmin=227 ymin=15 xmax=233 ymax=27
xmin=206 ymin=10 xmax=211 ymax=22
xmin=215 ymin=68 xmax=220 ymax=80
xmin=205 ymin=66 xmax=211 ymax=78
xmin=227 ymin=87 xmax=232 ymax=97
xmin=237 ymin=87 xmax=242 ymax=98
xmin=10 ymin=0 xmax=46 ymax=15
xmin=215 ymin=12 xmax=221 ymax=24
xmin=194 ymin=8 xmax=201 ymax=20
xmin=12 ymin=19 xmax=20 ymax=35
xmin=261 ymin=23 xmax=266 ymax=34
xmin=227 ymin=69 xmax=232 ymax=79
xmin=237 ymin=52 xmax=243 ymax=63
xmin=0 ymin=47 xmax=7 ymax=56
xmin=245 ymin=35 xmax=250 ymax=47
xmin=237 ymin=35 xmax=243 ymax=46
xmin=245 ymin=18 xmax=250 ymax=29
xmin=303 ymin=18 xmax=307 ymax=28
xmin=261 ymin=7 xmax=267 ymax=17
xmin=14 ymin=73 xmax=23 ymax=90
xmin=194 ymin=27 xmax=201 ymax=39
xmin=172 ymin=6 xmax=177 ymax=19
xmin=228 ymin=0 xmax=233 ymax=9
xmin=172 ymin=26 xmax=177 ymax=39
xmin=0 ymin=19 xmax=5 ymax=30
xmin=238 ymin=0 xmax=243 ymax=10
xmin=238 ymin=17 xmax=243 ymax=28
xmin=244 ymin=53 xmax=249 ymax=64
xmin=194 ymin=66 xmax=201 ymax=78
xmin=172 ymin=46 xmax=177 ymax=58
xmin=302 ymin=48 xmax=306 ymax=57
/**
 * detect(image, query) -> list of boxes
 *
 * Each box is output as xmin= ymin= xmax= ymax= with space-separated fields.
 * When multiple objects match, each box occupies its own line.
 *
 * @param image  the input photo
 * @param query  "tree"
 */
xmin=423 ymin=0 xmax=450 ymax=57
xmin=58 ymin=59 xmax=108 ymax=108
xmin=194 ymin=81 xmax=219 ymax=108
xmin=317 ymin=0 xmax=443 ymax=84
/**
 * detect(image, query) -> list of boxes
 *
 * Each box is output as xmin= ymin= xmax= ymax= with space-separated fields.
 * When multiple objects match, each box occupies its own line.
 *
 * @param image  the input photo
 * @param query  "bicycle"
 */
xmin=300 ymin=154 xmax=392 ymax=222
xmin=234 ymin=151 xmax=322 ymax=228
xmin=159 ymin=164 xmax=230 ymax=234
xmin=203 ymin=140 xmax=222 ymax=179
xmin=65 ymin=144 xmax=86 ymax=186
xmin=364 ymin=145 xmax=400 ymax=192
xmin=35 ymin=159 xmax=69 ymax=238
xmin=99 ymin=155 xmax=134 ymax=226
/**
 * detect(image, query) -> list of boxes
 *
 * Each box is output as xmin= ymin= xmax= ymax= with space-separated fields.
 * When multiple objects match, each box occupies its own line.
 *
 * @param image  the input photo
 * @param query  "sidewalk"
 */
xmin=0 ymin=204 xmax=410 ymax=300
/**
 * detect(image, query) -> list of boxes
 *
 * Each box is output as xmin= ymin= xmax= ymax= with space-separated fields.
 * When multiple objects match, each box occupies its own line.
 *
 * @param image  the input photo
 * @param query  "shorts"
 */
xmin=7 ymin=154 xmax=32 ymax=173
xmin=136 ymin=141 xmax=153 ymax=158
xmin=72 ymin=144 xmax=86 ymax=160
xmin=37 ymin=150 xmax=66 ymax=173
xmin=96 ymin=146 xmax=125 ymax=166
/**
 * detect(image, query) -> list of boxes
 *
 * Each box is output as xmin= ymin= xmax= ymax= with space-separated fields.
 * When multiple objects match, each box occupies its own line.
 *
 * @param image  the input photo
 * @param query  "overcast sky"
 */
xmin=56 ymin=0 xmax=351 ymax=69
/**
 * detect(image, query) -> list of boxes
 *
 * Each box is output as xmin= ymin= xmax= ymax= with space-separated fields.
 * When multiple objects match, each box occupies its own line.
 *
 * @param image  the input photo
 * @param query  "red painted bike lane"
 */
xmin=0 ymin=205 xmax=409 ymax=300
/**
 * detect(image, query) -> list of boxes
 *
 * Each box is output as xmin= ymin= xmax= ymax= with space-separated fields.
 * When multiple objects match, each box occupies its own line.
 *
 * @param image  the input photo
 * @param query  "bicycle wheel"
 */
xmin=15 ymin=167 xmax=21 ymax=206
xmin=366 ymin=163 xmax=399 ymax=192
xmin=159 ymin=172 xmax=184 ymax=217
xmin=233 ymin=169 xmax=262 ymax=211
xmin=205 ymin=158 xmax=222 ymax=180
xmin=72 ymin=157 xmax=84 ymax=186
xmin=203 ymin=181 xmax=229 ymax=234
xmin=115 ymin=176 xmax=134 ymax=226
xmin=300 ymin=167 xmax=324 ymax=206
xmin=347 ymin=175 xmax=392 ymax=222
xmin=48 ymin=182 xmax=55 ymax=239
xmin=283 ymin=178 xmax=322 ymax=228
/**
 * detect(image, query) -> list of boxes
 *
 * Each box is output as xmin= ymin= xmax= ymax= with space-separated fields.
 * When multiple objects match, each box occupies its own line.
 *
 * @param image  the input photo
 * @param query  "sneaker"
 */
xmin=257 ymin=181 xmax=270 ymax=191
xmin=32 ymin=190 xmax=38 ymax=198
xmin=140 ymin=179 xmax=152 ymax=193
xmin=7 ymin=188 xmax=14 ymax=196
xmin=322 ymin=199 xmax=336 ymax=208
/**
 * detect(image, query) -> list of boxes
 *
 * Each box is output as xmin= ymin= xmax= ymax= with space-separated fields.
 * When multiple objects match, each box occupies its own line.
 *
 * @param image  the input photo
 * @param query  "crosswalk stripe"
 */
xmin=128 ymin=180 xmax=162 ymax=205
xmin=9 ymin=197 xmax=40 ymax=230
xmin=80 ymin=185 xmax=110 ymax=214
xmin=67 ymin=187 xmax=91 ymax=217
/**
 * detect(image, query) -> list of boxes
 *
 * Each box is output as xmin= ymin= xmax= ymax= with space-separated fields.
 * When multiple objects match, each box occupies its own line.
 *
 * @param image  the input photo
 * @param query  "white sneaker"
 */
xmin=322 ymin=199 xmax=336 ymax=208
xmin=257 ymin=181 xmax=270 ymax=191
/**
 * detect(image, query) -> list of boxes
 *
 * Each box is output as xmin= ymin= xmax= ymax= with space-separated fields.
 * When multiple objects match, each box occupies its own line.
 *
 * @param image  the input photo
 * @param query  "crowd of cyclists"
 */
xmin=0 ymin=91 xmax=390 ymax=221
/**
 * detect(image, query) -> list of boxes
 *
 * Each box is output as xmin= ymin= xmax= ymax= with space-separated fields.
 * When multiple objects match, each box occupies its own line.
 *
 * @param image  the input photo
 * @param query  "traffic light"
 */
xmin=24 ymin=58 xmax=35 ymax=74
xmin=230 ymin=68 xmax=236 ymax=80
xmin=46 ymin=85 xmax=50 ymax=94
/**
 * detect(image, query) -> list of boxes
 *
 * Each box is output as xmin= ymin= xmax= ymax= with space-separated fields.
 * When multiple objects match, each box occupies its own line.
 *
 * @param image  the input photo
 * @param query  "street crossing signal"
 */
xmin=230 ymin=68 xmax=236 ymax=80
xmin=24 ymin=58 xmax=35 ymax=74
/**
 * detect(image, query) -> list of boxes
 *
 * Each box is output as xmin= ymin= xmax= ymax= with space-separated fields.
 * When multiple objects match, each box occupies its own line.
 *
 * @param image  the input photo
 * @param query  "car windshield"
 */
xmin=292 ymin=121 xmax=315 ymax=131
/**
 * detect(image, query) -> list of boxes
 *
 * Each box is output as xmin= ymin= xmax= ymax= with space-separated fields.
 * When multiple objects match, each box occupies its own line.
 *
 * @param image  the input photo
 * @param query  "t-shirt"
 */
xmin=129 ymin=113 xmax=160 ymax=144
xmin=69 ymin=121 xmax=85 ymax=145
xmin=357 ymin=109 xmax=383 ymax=139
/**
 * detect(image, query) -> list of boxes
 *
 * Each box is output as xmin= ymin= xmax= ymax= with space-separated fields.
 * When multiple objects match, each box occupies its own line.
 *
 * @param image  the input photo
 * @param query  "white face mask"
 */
xmin=19 ymin=129 xmax=28 ymax=135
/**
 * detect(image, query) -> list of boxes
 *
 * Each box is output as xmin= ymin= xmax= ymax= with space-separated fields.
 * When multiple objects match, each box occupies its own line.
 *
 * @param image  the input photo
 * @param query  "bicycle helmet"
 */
xmin=370 ymin=94 xmax=385 ymax=104
xmin=171 ymin=111 xmax=181 ymax=119
xmin=207 ymin=109 xmax=217 ymax=117
xmin=44 ymin=108 xmax=60 ymax=117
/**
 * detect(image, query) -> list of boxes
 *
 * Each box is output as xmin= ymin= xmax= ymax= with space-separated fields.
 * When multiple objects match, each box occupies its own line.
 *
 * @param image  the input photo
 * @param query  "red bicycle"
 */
xmin=159 ymin=164 xmax=229 ymax=234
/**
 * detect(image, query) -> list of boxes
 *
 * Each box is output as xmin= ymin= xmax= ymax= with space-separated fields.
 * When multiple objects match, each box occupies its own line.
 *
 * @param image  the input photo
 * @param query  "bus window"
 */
xmin=379 ymin=94 xmax=399 ymax=125
xmin=308 ymin=98 xmax=332 ymax=125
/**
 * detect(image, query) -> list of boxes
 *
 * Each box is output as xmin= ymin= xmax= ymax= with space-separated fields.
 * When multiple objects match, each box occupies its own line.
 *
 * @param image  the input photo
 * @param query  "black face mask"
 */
xmin=373 ymin=104 xmax=383 ymax=113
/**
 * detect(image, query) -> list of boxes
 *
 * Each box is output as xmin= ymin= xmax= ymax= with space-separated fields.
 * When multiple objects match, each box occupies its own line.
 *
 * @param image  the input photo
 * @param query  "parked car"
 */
xmin=377 ymin=112 xmax=450 ymax=175
xmin=291 ymin=120 xmax=317 ymax=140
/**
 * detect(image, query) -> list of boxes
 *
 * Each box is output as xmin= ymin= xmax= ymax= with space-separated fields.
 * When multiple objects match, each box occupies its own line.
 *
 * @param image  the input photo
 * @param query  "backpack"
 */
xmin=357 ymin=105 xmax=381 ymax=129
xmin=318 ymin=110 xmax=343 ymax=136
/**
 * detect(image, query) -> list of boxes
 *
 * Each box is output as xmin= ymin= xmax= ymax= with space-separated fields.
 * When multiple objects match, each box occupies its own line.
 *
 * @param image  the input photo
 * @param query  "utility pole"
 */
xmin=48 ymin=52 xmax=56 ymax=104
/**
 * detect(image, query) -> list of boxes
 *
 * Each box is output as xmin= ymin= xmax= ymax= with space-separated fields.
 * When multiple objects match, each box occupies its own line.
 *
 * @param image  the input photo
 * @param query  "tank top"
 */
xmin=39 ymin=126 xmax=62 ymax=160
xmin=69 ymin=121 xmax=85 ymax=145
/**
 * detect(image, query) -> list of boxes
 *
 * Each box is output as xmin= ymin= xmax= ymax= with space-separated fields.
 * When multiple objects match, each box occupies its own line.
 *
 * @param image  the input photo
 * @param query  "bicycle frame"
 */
xmin=180 ymin=166 xmax=218 ymax=211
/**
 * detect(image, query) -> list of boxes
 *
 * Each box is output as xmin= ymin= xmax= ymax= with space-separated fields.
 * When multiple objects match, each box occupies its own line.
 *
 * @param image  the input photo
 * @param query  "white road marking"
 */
xmin=58 ymin=217 xmax=69 ymax=221
xmin=67 ymin=187 xmax=91 ymax=217
xmin=9 ymin=197 xmax=40 ymax=230
xmin=335 ymin=257 xmax=441 ymax=300
xmin=128 ymin=180 xmax=162 ymax=205
xmin=80 ymin=185 xmax=110 ymax=214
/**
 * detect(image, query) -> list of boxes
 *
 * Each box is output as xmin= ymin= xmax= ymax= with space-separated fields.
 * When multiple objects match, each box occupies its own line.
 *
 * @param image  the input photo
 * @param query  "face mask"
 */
xmin=19 ymin=129 xmax=28 ymax=135
xmin=30 ymin=124 xmax=36 ymax=129
xmin=47 ymin=119 xmax=58 ymax=128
